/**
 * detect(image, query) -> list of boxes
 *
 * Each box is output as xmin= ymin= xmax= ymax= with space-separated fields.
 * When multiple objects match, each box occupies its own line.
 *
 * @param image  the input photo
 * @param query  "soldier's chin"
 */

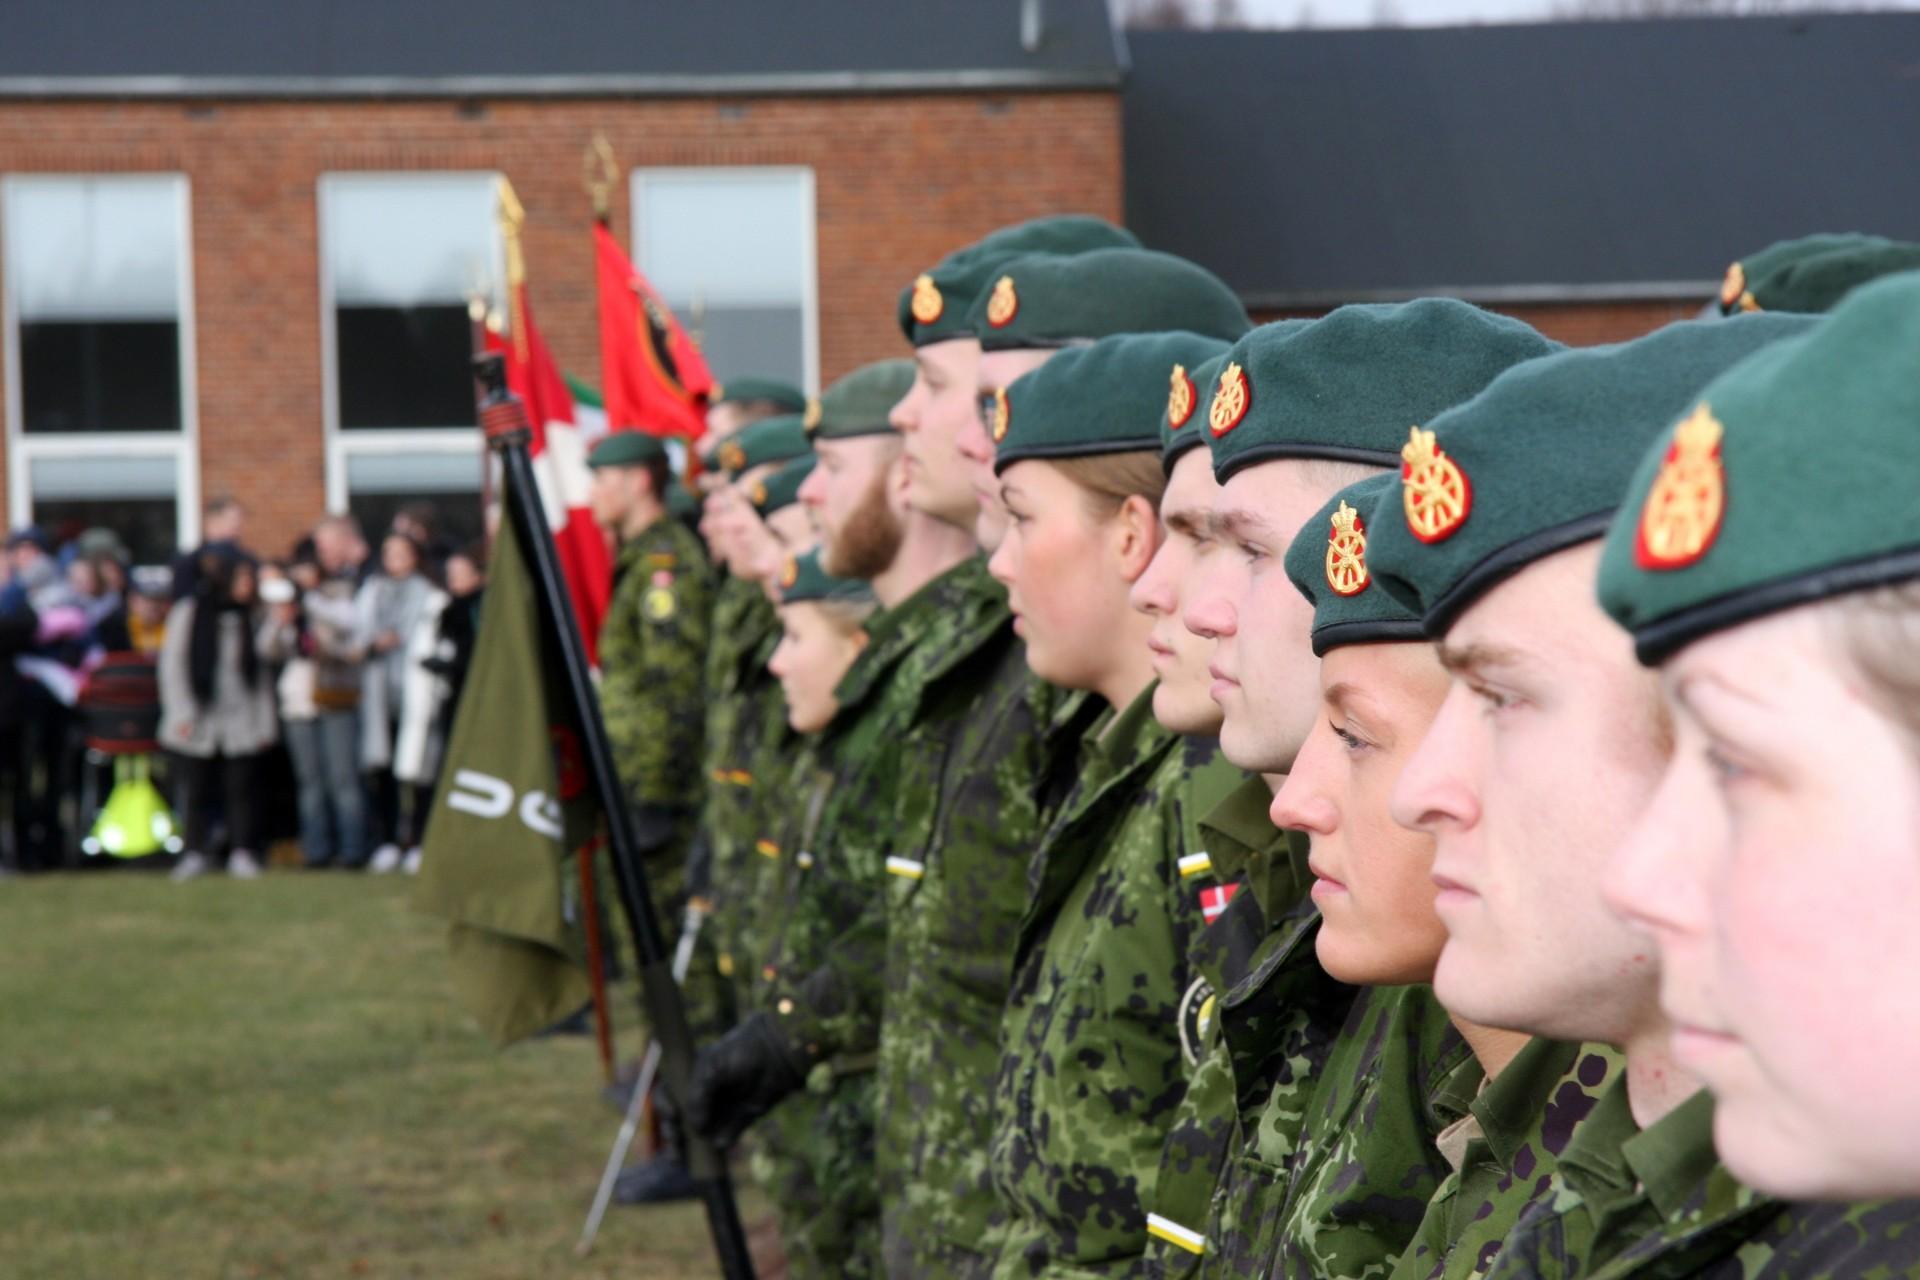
xmin=1151 ymin=680 xmax=1223 ymax=737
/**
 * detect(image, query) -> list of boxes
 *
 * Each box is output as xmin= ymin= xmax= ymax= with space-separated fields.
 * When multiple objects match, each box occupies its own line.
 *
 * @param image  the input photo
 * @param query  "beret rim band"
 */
xmin=993 ymin=438 xmax=1163 ymax=475
xmin=1627 ymin=545 xmax=1920 ymax=668
xmin=979 ymin=334 xmax=1090 ymax=354
xmin=1418 ymin=511 xmax=1614 ymax=636
xmin=1161 ymin=434 xmax=1205 ymax=475
xmin=1310 ymin=617 xmax=1429 ymax=657
xmin=1212 ymin=442 xmax=1401 ymax=484
xmin=814 ymin=422 xmax=897 ymax=441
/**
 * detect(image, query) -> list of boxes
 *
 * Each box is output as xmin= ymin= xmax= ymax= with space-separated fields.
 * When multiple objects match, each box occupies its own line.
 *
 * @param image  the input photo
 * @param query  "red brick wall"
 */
xmin=0 ymin=92 xmax=1123 ymax=556
xmin=1252 ymin=299 xmax=1708 ymax=348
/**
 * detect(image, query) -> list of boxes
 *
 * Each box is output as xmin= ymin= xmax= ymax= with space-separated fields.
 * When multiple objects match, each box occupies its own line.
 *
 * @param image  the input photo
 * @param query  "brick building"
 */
xmin=2 ymin=3 xmax=1915 ymax=562
xmin=0 ymin=0 xmax=1124 ymax=558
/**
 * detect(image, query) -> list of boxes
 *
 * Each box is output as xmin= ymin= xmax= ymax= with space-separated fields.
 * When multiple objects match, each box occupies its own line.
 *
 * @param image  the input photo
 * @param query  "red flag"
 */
xmin=1199 ymin=883 xmax=1240 ymax=926
xmin=501 ymin=274 xmax=613 ymax=666
xmin=593 ymin=222 xmax=713 ymax=442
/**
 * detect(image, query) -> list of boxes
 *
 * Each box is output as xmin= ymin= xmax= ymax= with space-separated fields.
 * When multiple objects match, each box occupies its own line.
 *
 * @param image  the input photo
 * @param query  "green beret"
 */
xmin=752 ymin=455 xmax=816 ymax=516
xmin=1738 ymin=238 xmax=1920 ymax=316
xmin=1284 ymin=474 xmax=1424 ymax=655
xmin=809 ymin=359 xmax=915 ymax=441
xmin=1718 ymin=233 xmax=1893 ymax=315
xmin=1206 ymin=302 xmax=1560 ymax=484
xmin=717 ymin=414 xmax=810 ymax=477
xmin=710 ymin=375 xmax=807 ymax=413
xmin=585 ymin=430 xmax=668 ymax=469
xmin=899 ymin=215 xmax=1140 ymax=347
xmin=777 ymin=549 xmax=875 ymax=607
xmin=1364 ymin=313 xmax=1815 ymax=636
xmin=665 ymin=476 xmax=700 ymax=521
xmin=1599 ymin=271 xmax=1920 ymax=665
xmin=994 ymin=331 xmax=1230 ymax=476
xmin=967 ymin=248 xmax=1251 ymax=352
xmin=1163 ymin=322 xmax=1311 ymax=475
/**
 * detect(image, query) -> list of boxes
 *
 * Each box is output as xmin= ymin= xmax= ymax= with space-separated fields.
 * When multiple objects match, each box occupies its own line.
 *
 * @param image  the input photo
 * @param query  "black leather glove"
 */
xmin=685 ymin=1011 xmax=811 ymax=1149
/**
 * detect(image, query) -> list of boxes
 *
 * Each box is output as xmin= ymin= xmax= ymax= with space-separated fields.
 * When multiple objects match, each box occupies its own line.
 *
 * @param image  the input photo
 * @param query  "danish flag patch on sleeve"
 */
xmin=1200 ymin=882 xmax=1240 ymax=925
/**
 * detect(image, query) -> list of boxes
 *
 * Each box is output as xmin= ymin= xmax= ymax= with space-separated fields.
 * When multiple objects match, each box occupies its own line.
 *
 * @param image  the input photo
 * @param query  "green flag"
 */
xmin=414 ymin=485 xmax=599 ymax=1046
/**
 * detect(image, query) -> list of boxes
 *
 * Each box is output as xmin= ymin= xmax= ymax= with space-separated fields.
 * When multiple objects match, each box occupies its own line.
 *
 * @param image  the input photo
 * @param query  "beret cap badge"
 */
xmin=779 ymin=555 xmax=800 ymax=590
xmin=1400 ymin=426 xmax=1471 ymax=544
xmin=803 ymin=397 xmax=823 ymax=432
xmin=1634 ymin=403 xmax=1727 ymax=571
xmin=1208 ymin=361 xmax=1250 ymax=437
xmin=1324 ymin=500 xmax=1371 ymax=597
xmin=1167 ymin=363 xmax=1197 ymax=429
xmin=719 ymin=440 xmax=746 ymax=474
xmin=986 ymin=275 xmax=1019 ymax=329
xmin=990 ymin=386 xmax=1011 ymax=443
xmin=910 ymin=273 xmax=944 ymax=325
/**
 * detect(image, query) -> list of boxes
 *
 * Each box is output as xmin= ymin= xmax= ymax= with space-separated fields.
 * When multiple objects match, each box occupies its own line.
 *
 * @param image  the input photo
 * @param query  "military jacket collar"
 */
xmin=829 ymin=563 xmax=949 ymax=715
xmin=1624 ymin=1089 xmax=1722 ymax=1220
xmin=1476 ymin=1037 xmax=1615 ymax=1176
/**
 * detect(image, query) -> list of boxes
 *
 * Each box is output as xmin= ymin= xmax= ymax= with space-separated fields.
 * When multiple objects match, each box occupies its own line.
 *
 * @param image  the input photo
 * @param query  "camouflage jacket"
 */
xmin=1483 ymin=1082 xmax=1920 ymax=1280
xmin=1390 ymin=1037 xmax=1621 ymax=1280
xmin=598 ymin=516 xmax=712 ymax=853
xmin=764 ymin=559 xmax=997 ymax=1067
xmin=1255 ymin=984 xmax=1478 ymax=1280
xmin=876 ymin=561 xmax=1100 ymax=1278
xmin=988 ymin=684 xmax=1248 ymax=1278
xmin=1145 ymin=779 xmax=1354 ymax=1277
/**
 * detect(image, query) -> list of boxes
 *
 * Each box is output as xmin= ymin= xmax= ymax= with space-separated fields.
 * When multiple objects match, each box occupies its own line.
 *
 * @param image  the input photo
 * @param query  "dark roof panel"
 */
xmin=0 ymin=0 xmax=1121 ymax=94
xmin=1124 ymin=16 xmax=1920 ymax=301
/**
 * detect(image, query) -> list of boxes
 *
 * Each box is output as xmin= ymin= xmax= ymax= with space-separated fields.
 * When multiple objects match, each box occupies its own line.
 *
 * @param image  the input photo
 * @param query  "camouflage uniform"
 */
xmin=1390 ymin=1038 xmax=1621 ymax=1280
xmin=697 ymin=575 xmax=787 ymax=1010
xmin=754 ymin=561 xmax=1001 ymax=1276
xmin=1483 ymin=1082 xmax=1920 ymax=1280
xmin=598 ymin=515 xmax=712 ymax=959
xmin=1142 ymin=780 xmax=1354 ymax=1277
xmin=988 ymin=683 xmax=1248 ymax=1278
xmin=1256 ymin=984 xmax=1479 ymax=1280
xmin=876 ymin=558 xmax=1099 ymax=1278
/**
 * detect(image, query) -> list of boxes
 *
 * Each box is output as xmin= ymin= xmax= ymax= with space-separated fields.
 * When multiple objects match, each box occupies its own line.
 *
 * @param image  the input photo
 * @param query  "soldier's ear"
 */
xmin=1112 ymin=493 xmax=1161 ymax=585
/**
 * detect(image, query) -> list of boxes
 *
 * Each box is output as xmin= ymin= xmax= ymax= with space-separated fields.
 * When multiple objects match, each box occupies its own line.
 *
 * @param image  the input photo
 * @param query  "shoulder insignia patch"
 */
xmin=991 ymin=386 xmax=1011 ymax=444
xmin=1167 ymin=363 xmax=1197 ymax=429
xmin=1325 ymin=499 xmax=1370 ymax=596
xmin=1208 ymin=361 xmax=1250 ymax=437
xmin=1635 ymin=402 xmax=1726 ymax=571
xmin=646 ymin=551 xmax=677 ymax=569
xmin=1200 ymin=882 xmax=1239 ymax=925
xmin=643 ymin=586 xmax=677 ymax=621
xmin=1178 ymin=975 xmax=1218 ymax=1067
xmin=1401 ymin=426 xmax=1471 ymax=543
xmin=986 ymin=275 xmax=1019 ymax=329
xmin=803 ymin=397 xmax=822 ymax=433
xmin=910 ymin=273 xmax=944 ymax=325
xmin=779 ymin=556 xmax=800 ymax=590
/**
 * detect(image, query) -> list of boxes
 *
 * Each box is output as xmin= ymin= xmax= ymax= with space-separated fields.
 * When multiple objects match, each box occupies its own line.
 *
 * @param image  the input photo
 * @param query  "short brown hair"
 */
xmin=1048 ymin=450 xmax=1167 ymax=520
xmin=1828 ymin=580 xmax=1920 ymax=758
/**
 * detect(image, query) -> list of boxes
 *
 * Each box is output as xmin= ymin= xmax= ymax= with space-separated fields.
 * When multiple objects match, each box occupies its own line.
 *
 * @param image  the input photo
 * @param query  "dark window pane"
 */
xmin=34 ymin=496 xmax=177 ymax=566
xmin=347 ymin=491 xmax=484 ymax=566
xmin=19 ymin=320 xmax=181 ymax=434
xmin=336 ymin=304 xmax=475 ymax=430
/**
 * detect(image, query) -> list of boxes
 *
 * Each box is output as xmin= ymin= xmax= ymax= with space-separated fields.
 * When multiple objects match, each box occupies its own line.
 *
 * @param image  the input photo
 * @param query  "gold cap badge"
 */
xmin=803 ymin=397 xmax=822 ymax=432
xmin=986 ymin=275 xmax=1019 ymax=329
xmin=751 ymin=481 xmax=769 ymax=508
xmin=1324 ymin=500 xmax=1370 ymax=597
xmin=719 ymin=440 xmax=746 ymax=474
xmin=1400 ymin=427 xmax=1471 ymax=544
xmin=910 ymin=273 xmax=944 ymax=325
xmin=779 ymin=556 xmax=800 ymax=590
xmin=1167 ymin=363 xmax=1197 ymax=430
xmin=990 ymin=386 xmax=1011 ymax=443
xmin=1635 ymin=403 xmax=1726 ymax=571
xmin=1719 ymin=262 xmax=1746 ymax=309
xmin=1208 ymin=362 xmax=1250 ymax=437
xmin=709 ymin=380 xmax=726 ymax=403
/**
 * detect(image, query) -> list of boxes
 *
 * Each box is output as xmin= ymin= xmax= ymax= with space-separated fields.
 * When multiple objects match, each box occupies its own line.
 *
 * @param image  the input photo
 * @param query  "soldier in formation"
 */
xmin=582 ymin=223 xmax=1920 ymax=1278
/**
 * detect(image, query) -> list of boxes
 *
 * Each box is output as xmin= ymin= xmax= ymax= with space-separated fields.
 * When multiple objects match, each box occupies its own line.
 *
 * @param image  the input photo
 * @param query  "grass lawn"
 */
xmin=0 ymin=869 xmax=760 ymax=1279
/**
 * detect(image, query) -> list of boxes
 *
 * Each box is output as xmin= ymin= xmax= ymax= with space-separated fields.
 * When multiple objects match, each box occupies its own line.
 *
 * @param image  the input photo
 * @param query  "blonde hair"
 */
xmin=813 ymin=597 xmax=877 ymax=635
xmin=1827 ymin=580 xmax=1920 ymax=756
xmin=1049 ymin=450 xmax=1167 ymax=520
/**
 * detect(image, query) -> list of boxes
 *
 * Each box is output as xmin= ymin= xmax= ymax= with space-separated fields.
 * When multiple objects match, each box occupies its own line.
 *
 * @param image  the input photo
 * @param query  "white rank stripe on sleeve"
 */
xmin=1177 ymin=851 xmax=1214 ymax=879
xmin=884 ymin=856 xmax=926 ymax=880
xmin=1146 ymin=1213 xmax=1207 ymax=1255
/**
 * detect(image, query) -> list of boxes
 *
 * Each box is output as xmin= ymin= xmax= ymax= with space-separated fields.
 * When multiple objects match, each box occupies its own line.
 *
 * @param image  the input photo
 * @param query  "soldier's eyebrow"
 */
xmin=1216 ymin=506 xmax=1283 ymax=545
xmin=1162 ymin=500 xmax=1209 ymax=539
xmin=1436 ymin=639 xmax=1524 ymax=679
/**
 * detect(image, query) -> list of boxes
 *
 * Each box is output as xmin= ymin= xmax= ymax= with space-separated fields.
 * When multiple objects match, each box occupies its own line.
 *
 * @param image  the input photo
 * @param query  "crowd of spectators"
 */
xmin=0 ymin=496 xmax=487 ymax=879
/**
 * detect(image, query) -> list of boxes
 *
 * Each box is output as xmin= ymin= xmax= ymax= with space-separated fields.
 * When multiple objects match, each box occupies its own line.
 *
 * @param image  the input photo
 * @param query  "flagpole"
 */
xmin=473 ymin=352 xmax=756 ymax=1280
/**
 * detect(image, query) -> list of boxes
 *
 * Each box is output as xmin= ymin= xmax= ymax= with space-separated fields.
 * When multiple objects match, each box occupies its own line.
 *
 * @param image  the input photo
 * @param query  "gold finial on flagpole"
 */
xmin=582 ymin=134 xmax=618 ymax=222
xmin=495 ymin=177 xmax=530 ymax=361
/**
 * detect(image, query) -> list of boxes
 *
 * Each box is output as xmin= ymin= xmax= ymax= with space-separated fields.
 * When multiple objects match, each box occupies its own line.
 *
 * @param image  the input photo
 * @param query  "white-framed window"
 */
xmin=630 ymin=166 xmax=818 ymax=393
xmin=318 ymin=172 xmax=501 ymax=550
xmin=2 ymin=174 xmax=198 ymax=563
